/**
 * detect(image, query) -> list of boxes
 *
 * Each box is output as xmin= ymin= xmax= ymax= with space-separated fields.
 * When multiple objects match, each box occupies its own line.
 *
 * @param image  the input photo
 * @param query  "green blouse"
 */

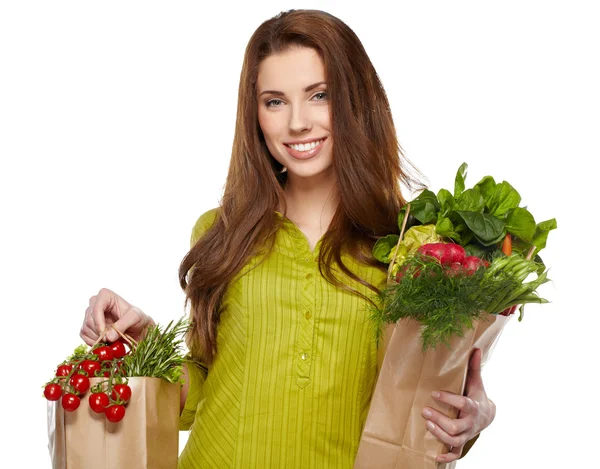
xmin=178 ymin=208 xmax=388 ymax=469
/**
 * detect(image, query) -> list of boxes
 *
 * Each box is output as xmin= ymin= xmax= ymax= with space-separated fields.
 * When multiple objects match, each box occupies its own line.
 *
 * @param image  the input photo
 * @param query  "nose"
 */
xmin=288 ymin=102 xmax=311 ymax=133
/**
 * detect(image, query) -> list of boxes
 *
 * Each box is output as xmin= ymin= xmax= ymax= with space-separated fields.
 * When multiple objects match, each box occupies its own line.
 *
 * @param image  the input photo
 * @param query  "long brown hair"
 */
xmin=179 ymin=9 xmax=423 ymax=364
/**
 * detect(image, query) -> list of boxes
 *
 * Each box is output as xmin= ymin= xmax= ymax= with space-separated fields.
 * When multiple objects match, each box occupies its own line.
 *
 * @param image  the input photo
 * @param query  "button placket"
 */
xmin=296 ymin=255 xmax=316 ymax=388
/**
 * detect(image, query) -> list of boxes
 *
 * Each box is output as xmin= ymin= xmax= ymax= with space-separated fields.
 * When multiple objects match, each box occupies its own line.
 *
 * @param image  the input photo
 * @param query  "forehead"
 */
xmin=257 ymin=47 xmax=326 ymax=91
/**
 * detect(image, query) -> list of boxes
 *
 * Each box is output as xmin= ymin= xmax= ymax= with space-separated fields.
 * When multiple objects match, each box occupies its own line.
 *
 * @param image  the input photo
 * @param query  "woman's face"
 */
xmin=257 ymin=46 xmax=333 ymax=183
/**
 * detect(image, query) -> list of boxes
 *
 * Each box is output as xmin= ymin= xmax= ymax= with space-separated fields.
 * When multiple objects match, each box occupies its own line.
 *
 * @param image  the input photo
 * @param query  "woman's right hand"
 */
xmin=80 ymin=288 xmax=155 ymax=346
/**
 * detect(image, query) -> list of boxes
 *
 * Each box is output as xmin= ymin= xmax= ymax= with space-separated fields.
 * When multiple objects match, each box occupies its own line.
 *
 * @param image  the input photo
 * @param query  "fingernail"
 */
xmin=422 ymin=409 xmax=432 ymax=418
xmin=107 ymin=331 xmax=117 ymax=342
xmin=431 ymin=391 xmax=441 ymax=398
xmin=426 ymin=421 xmax=435 ymax=430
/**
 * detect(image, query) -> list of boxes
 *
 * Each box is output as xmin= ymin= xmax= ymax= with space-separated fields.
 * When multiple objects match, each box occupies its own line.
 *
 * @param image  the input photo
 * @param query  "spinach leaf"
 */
xmin=531 ymin=218 xmax=558 ymax=254
xmin=473 ymin=175 xmax=496 ymax=203
xmin=486 ymin=181 xmax=521 ymax=217
xmin=373 ymin=234 xmax=400 ymax=263
xmin=454 ymin=162 xmax=468 ymax=198
xmin=409 ymin=190 xmax=439 ymax=224
xmin=437 ymin=188 xmax=455 ymax=218
xmin=506 ymin=207 xmax=536 ymax=242
xmin=457 ymin=211 xmax=506 ymax=246
xmin=457 ymin=187 xmax=485 ymax=212
xmin=436 ymin=215 xmax=460 ymax=241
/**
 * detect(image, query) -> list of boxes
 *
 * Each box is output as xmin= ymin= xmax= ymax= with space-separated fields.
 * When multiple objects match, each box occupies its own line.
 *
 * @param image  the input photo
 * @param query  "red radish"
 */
xmin=417 ymin=243 xmax=466 ymax=265
xmin=446 ymin=262 xmax=464 ymax=277
xmin=395 ymin=264 xmax=420 ymax=281
xmin=462 ymin=256 xmax=489 ymax=275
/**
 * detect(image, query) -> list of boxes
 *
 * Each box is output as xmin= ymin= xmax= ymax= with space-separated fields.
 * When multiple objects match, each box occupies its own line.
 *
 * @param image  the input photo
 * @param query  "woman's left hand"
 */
xmin=421 ymin=348 xmax=496 ymax=463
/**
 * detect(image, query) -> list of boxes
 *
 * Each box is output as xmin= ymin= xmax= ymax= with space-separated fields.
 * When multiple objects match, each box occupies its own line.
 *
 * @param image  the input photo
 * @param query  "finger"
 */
xmin=80 ymin=332 xmax=97 ymax=346
xmin=90 ymin=288 xmax=116 ymax=337
xmin=108 ymin=306 xmax=145 ymax=342
xmin=422 ymin=406 xmax=472 ymax=436
xmin=435 ymin=444 xmax=463 ymax=463
xmin=425 ymin=419 xmax=471 ymax=449
xmin=80 ymin=324 xmax=99 ymax=342
xmin=432 ymin=391 xmax=479 ymax=415
xmin=465 ymin=348 xmax=484 ymax=393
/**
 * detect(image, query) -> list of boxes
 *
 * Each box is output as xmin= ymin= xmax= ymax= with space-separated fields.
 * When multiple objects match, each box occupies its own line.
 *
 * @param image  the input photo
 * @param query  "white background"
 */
xmin=1 ymin=1 xmax=598 ymax=467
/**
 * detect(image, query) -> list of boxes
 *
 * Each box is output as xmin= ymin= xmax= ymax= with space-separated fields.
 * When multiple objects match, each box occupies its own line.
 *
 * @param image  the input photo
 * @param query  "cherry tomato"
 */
xmin=56 ymin=364 xmax=73 ymax=377
xmin=62 ymin=393 xmax=81 ymax=412
xmin=89 ymin=392 xmax=110 ymax=413
xmin=93 ymin=346 xmax=114 ymax=362
xmin=111 ymin=384 xmax=132 ymax=403
xmin=105 ymin=405 xmax=126 ymax=423
xmin=78 ymin=359 xmax=102 ymax=377
xmin=109 ymin=340 xmax=127 ymax=359
xmin=44 ymin=383 xmax=63 ymax=401
xmin=69 ymin=374 xmax=90 ymax=394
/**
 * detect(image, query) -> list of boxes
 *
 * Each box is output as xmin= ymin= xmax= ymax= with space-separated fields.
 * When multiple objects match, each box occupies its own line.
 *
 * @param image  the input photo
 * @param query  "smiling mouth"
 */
xmin=284 ymin=137 xmax=327 ymax=152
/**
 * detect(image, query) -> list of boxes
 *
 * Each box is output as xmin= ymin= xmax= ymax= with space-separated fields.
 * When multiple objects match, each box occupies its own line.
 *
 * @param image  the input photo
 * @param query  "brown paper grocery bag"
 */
xmin=48 ymin=377 xmax=179 ymax=469
xmin=354 ymin=313 xmax=510 ymax=469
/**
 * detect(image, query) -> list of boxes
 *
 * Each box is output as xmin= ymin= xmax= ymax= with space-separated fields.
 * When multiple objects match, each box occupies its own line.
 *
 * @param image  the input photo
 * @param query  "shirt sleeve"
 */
xmin=178 ymin=207 xmax=220 ymax=430
xmin=189 ymin=207 xmax=220 ymax=247
xmin=179 ymin=358 xmax=209 ymax=430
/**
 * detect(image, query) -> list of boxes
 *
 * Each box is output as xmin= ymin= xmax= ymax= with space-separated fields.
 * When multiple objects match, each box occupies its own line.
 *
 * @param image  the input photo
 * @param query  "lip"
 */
xmin=283 ymin=136 xmax=327 ymax=145
xmin=284 ymin=137 xmax=327 ymax=160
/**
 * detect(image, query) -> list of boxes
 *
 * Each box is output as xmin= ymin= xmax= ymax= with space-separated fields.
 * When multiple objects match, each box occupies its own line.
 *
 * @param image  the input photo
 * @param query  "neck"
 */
xmin=280 ymin=170 xmax=339 ymax=230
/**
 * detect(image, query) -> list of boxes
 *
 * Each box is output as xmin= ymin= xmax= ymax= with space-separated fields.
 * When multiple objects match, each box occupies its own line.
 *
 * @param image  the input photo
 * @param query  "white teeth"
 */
xmin=288 ymin=138 xmax=325 ymax=152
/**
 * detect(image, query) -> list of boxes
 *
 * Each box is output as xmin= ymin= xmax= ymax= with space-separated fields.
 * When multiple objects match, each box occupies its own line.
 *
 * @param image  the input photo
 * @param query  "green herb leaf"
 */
xmin=457 ymin=211 xmax=506 ymax=245
xmin=454 ymin=162 xmax=468 ymax=198
xmin=123 ymin=318 xmax=191 ymax=383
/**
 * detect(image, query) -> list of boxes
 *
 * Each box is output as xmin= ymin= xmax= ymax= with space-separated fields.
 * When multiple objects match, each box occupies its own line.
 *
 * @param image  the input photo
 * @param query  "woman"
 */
xmin=80 ymin=9 xmax=495 ymax=468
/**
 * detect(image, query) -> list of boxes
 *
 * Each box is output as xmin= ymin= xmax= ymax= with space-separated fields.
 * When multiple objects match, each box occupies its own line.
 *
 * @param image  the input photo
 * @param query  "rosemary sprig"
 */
xmin=122 ymin=317 xmax=191 ymax=384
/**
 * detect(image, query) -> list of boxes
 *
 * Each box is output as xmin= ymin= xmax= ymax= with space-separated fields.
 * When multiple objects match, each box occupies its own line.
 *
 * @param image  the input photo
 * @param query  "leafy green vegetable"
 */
xmin=437 ymin=188 xmax=455 ymax=217
xmin=409 ymin=190 xmax=439 ymax=224
xmin=506 ymin=207 xmax=536 ymax=242
xmin=531 ymin=218 xmax=558 ymax=255
xmin=486 ymin=181 xmax=521 ymax=217
xmin=373 ymin=234 xmax=400 ymax=263
xmin=454 ymin=162 xmax=468 ymax=198
xmin=457 ymin=211 xmax=506 ymax=245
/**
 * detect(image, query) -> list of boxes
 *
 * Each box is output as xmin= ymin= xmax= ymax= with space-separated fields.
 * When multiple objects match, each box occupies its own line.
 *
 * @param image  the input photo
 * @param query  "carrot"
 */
xmin=501 ymin=234 xmax=512 ymax=255
xmin=499 ymin=234 xmax=517 ymax=316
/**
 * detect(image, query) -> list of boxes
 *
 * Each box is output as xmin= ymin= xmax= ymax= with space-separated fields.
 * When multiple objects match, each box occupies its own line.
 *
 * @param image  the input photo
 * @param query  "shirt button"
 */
xmin=305 ymin=273 xmax=313 ymax=280
xmin=304 ymin=310 xmax=312 ymax=319
xmin=300 ymin=352 xmax=308 ymax=361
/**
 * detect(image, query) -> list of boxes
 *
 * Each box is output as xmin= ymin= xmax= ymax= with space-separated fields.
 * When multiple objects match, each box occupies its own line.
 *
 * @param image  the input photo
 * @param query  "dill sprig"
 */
xmin=122 ymin=317 xmax=191 ymax=384
xmin=371 ymin=257 xmax=520 ymax=351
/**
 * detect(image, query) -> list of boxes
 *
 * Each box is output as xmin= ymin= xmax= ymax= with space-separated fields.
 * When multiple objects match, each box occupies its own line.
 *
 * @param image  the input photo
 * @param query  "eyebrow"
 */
xmin=259 ymin=81 xmax=327 ymax=97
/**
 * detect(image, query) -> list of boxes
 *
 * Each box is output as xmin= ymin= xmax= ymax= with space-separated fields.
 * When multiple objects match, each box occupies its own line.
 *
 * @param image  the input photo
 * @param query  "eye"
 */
xmin=313 ymin=91 xmax=328 ymax=101
xmin=265 ymin=99 xmax=283 ymax=108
